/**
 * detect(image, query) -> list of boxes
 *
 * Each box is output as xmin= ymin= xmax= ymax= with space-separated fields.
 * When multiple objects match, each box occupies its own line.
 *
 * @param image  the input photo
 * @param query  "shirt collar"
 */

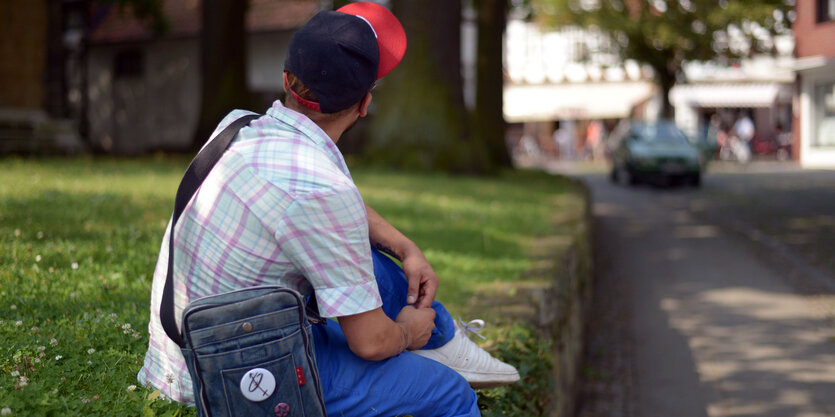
xmin=265 ymin=100 xmax=353 ymax=179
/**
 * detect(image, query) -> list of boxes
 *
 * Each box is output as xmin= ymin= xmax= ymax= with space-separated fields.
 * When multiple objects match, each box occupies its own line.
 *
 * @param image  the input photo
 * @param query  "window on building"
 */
xmin=817 ymin=0 xmax=835 ymax=22
xmin=813 ymin=82 xmax=835 ymax=147
xmin=114 ymin=48 xmax=144 ymax=79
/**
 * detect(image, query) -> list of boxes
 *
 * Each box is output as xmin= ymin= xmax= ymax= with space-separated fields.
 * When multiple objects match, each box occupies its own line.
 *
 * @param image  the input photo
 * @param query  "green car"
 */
xmin=609 ymin=120 xmax=704 ymax=187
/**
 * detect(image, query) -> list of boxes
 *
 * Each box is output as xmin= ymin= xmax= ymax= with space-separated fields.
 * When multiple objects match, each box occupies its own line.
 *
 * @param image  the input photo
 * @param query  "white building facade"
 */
xmin=503 ymin=18 xmax=658 ymax=123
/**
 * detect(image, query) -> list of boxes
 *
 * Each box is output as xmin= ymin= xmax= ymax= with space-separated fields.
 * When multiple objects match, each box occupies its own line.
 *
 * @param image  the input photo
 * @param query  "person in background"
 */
xmin=733 ymin=111 xmax=755 ymax=151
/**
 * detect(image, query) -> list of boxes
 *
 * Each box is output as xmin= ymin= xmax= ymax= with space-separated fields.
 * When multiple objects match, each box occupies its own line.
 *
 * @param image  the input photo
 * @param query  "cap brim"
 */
xmin=337 ymin=2 xmax=406 ymax=79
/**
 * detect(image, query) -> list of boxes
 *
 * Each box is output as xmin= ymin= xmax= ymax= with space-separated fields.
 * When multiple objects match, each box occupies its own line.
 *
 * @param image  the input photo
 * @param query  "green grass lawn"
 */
xmin=0 ymin=156 xmax=584 ymax=416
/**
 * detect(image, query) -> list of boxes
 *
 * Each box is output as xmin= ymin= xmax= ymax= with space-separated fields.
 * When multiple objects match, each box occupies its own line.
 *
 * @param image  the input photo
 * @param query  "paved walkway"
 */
xmin=542 ymin=161 xmax=835 ymax=417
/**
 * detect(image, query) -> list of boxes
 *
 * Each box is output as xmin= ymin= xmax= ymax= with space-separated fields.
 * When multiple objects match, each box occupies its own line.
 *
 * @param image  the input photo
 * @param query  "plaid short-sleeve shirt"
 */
xmin=137 ymin=101 xmax=382 ymax=403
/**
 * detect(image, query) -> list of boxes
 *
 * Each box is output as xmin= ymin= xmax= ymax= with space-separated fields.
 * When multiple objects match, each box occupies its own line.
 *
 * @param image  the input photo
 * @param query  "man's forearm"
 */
xmin=366 ymin=204 xmax=419 ymax=261
xmin=338 ymin=306 xmax=434 ymax=361
xmin=365 ymin=204 xmax=439 ymax=308
xmin=338 ymin=308 xmax=409 ymax=361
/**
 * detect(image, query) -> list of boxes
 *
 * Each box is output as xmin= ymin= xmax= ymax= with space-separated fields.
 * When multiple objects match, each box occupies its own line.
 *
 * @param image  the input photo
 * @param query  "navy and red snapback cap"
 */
xmin=284 ymin=2 xmax=407 ymax=113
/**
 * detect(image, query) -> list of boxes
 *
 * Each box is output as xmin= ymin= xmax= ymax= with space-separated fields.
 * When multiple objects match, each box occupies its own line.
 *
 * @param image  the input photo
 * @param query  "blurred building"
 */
xmin=502 ymin=17 xmax=658 ymax=160
xmin=792 ymin=0 xmax=835 ymax=168
xmin=85 ymin=0 xmax=317 ymax=153
xmin=503 ymin=21 xmax=658 ymax=121
xmin=670 ymin=50 xmax=795 ymax=151
xmin=503 ymin=13 xmax=804 ymax=163
xmin=0 ymin=0 xmax=85 ymax=155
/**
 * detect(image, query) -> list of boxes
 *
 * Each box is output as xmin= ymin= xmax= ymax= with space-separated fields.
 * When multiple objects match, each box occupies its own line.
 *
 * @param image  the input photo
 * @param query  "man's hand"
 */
xmin=395 ymin=305 xmax=436 ymax=350
xmin=339 ymin=306 xmax=434 ymax=361
xmin=401 ymin=250 xmax=439 ymax=309
xmin=365 ymin=204 xmax=439 ymax=308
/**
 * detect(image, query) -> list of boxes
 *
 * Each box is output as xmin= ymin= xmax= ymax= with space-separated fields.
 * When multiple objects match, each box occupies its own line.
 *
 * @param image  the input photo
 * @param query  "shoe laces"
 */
xmin=457 ymin=317 xmax=486 ymax=340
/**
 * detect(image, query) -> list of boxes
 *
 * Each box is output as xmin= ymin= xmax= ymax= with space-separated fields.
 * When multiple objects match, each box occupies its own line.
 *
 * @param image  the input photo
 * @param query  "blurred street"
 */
xmin=539 ymin=160 xmax=835 ymax=417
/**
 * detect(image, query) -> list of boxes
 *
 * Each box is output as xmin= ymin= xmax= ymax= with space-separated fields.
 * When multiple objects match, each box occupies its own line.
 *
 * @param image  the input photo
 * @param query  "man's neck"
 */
xmin=319 ymin=121 xmax=345 ymax=144
xmin=284 ymin=101 xmax=348 ymax=144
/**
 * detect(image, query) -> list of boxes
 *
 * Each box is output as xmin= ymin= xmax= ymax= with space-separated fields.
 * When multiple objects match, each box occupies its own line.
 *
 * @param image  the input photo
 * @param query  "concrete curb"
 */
xmin=471 ymin=174 xmax=593 ymax=416
xmin=530 ymin=177 xmax=594 ymax=417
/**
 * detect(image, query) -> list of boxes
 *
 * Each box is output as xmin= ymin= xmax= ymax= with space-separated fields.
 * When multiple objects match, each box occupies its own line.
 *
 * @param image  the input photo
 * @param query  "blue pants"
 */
xmin=311 ymin=249 xmax=480 ymax=416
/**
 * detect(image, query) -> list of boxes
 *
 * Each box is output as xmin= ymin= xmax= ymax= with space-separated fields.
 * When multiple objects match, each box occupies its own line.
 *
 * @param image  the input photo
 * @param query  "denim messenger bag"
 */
xmin=160 ymin=114 xmax=328 ymax=417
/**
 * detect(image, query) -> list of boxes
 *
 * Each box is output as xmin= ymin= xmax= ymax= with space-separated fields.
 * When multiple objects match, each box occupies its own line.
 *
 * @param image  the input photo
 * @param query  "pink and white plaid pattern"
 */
xmin=137 ymin=101 xmax=382 ymax=403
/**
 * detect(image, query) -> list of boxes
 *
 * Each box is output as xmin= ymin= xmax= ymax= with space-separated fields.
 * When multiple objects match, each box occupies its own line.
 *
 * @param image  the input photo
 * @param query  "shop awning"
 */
xmin=503 ymin=81 xmax=656 ymax=122
xmin=793 ymin=55 xmax=835 ymax=72
xmin=669 ymin=82 xmax=792 ymax=108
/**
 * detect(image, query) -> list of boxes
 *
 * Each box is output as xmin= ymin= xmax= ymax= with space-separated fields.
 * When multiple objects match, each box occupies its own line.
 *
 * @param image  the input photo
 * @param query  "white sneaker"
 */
xmin=413 ymin=319 xmax=520 ymax=389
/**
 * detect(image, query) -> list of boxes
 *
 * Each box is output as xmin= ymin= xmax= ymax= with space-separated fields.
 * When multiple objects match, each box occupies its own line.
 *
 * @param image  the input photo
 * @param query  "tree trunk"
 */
xmin=191 ymin=0 xmax=251 ymax=151
xmin=474 ymin=0 xmax=510 ymax=169
xmin=369 ymin=0 xmax=490 ymax=173
xmin=45 ymin=0 xmax=67 ymax=119
xmin=655 ymin=65 xmax=676 ymax=120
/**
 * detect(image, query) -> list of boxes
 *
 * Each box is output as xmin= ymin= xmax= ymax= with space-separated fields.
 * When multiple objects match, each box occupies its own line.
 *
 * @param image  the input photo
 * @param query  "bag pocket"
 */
xmin=180 ymin=287 xmax=325 ymax=416
xmin=220 ymin=354 xmax=305 ymax=417
xmin=192 ymin=328 xmax=313 ymax=417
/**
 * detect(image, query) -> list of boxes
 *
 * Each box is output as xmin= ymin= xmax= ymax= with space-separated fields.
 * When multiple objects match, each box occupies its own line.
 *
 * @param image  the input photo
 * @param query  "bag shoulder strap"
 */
xmin=160 ymin=114 xmax=259 ymax=347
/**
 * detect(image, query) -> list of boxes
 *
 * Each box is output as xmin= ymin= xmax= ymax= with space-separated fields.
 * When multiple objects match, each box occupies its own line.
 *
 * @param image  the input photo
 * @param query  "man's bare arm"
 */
xmin=366 ymin=204 xmax=439 ymax=308
xmin=338 ymin=306 xmax=435 ymax=361
xmin=365 ymin=204 xmax=413 ymax=261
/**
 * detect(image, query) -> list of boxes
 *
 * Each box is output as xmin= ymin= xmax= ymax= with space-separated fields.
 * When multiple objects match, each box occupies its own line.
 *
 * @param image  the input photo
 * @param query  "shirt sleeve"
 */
xmin=276 ymin=184 xmax=382 ymax=318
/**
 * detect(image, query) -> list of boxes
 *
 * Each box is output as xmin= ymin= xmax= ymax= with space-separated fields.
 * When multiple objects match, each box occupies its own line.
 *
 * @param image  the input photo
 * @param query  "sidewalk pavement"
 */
xmin=525 ymin=157 xmax=835 ymax=293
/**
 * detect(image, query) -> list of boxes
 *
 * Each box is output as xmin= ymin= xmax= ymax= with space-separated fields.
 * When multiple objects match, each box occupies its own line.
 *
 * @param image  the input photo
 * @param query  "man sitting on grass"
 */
xmin=138 ymin=3 xmax=518 ymax=416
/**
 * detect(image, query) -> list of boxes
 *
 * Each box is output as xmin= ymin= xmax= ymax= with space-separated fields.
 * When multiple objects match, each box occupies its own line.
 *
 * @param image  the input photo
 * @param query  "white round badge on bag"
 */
xmin=240 ymin=368 xmax=276 ymax=402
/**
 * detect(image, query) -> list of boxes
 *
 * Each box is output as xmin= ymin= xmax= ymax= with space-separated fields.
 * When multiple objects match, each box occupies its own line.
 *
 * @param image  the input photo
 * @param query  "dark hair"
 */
xmin=286 ymin=72 xmax=318 ymax=103
xmin=285 ymin=71 xmax=359 ymax=120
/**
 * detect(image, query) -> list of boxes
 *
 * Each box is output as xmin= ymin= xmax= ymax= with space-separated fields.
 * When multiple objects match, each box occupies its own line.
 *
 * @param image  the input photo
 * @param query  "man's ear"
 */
xmin=282 ymin=72 xmax=290 ymax=93
xmin=358 ymin=92 xmax=373 ymax=117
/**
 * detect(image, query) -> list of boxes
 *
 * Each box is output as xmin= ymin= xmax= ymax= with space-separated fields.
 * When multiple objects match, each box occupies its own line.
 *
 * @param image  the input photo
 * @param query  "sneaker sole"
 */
xmin=457 ymin=371 xmax=520 ymax=389
xmin=468 ymin=378 xmax=520 ymax=389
